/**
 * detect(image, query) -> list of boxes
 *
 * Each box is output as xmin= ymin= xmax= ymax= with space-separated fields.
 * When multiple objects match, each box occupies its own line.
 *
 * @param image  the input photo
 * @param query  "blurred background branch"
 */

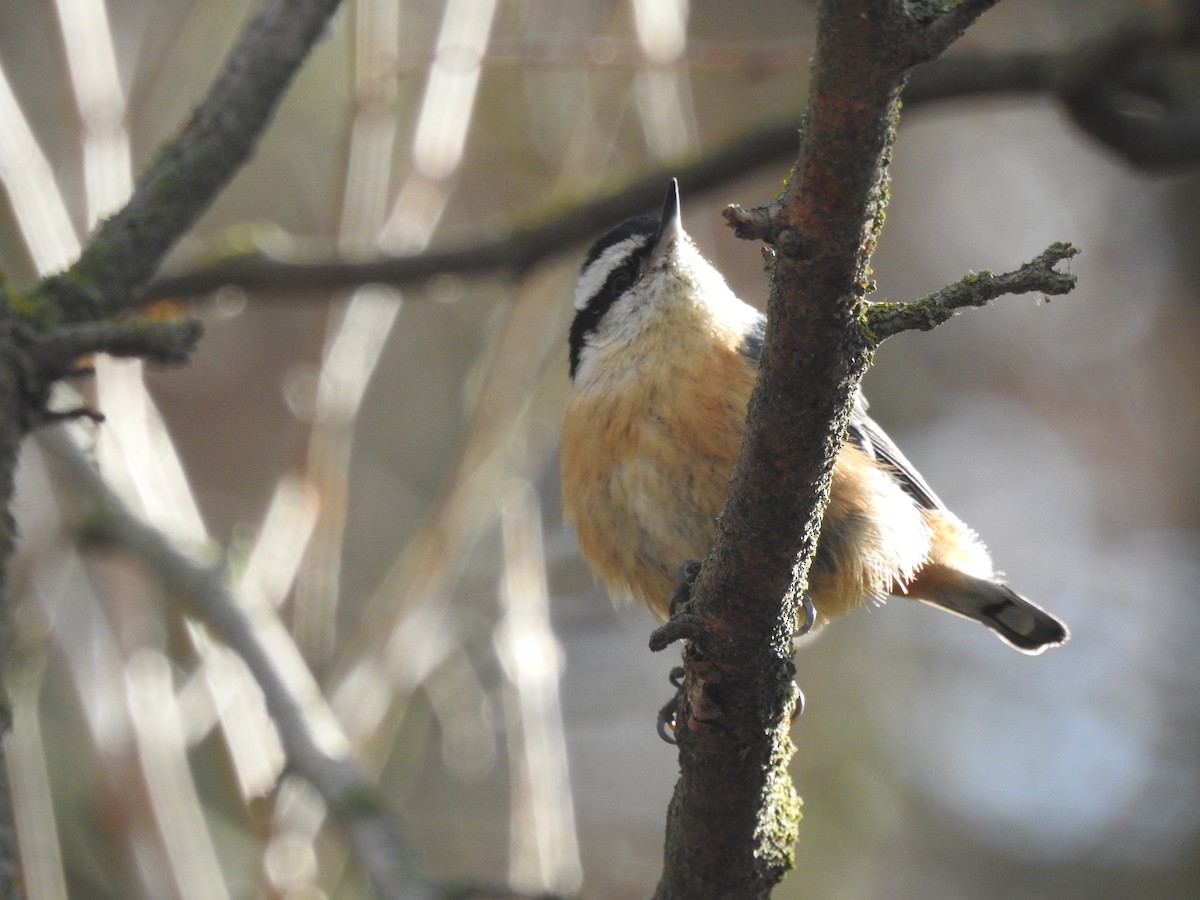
xmin=34 ymin=0 xmax=347 ymax=322
xmin=141 ymin=10 xmax=1200 ymax=304
xmin=38 ymin=427 xmax=436 ymax=900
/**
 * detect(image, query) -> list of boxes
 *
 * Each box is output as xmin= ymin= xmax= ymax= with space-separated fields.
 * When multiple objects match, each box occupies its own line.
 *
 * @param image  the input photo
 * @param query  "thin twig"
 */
xmin=866 ymin=242 xmax=1079 ymax=340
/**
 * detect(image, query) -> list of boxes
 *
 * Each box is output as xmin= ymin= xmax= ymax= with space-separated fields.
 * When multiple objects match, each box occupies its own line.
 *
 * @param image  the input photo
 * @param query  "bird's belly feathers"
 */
xmin=562 ymin=341 xmax=933 ymax=621
xmin=561 ymin=342 xmax=751 ymax=618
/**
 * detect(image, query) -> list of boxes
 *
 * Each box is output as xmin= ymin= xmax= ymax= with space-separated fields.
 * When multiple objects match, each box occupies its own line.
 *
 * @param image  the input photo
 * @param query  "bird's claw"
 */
xmin=656 ymin=697 xmax=678 ymax=744
xmin=796 ymin=593 xmax=817 ymax=637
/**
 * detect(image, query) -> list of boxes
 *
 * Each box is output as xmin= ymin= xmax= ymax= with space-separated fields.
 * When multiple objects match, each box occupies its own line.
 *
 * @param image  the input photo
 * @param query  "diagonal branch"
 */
xmin=35 ymin=0 xmax=346 ymax=324
xmin=908 ymin=0 xmax=1004 ymax=66
xmin=141 ymin=118 xmax=805 ymax=301
xmin=38 ymin=429 xmax=438 ymax=900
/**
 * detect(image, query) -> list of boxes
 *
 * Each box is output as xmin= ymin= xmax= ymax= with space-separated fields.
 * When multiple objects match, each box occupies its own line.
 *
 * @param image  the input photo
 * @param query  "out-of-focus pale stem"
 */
xmin=496 ymin=480 xmax=582 ymax=894
xmin=310 ymin=0 xmax=508 ymax=784
xmin=0 ymin=61 xmax=80 ymax=274
xmin=631 ymin=0 xmax=698 ymax=160
xmin=126 ymin=649 xmax=233 ymax=900
xmin=291 ymin=0 xmax=407 ymax=667
xmin=332 ymin=265 xmax=567 ymax=749
xmin=297 ymin=0 xmax=500 ymax=673
xmin=293 ymin=287 xmax=399 ymax=664
xmin=8 ymin=663 xmax=68 ymax=900
xmin=383 ymin=0 xmax=500 ymax=251
xmin=41 ymin=428 xmax=436 ymax=900
xmin=53 ymin=0 xmax=132 ymax=226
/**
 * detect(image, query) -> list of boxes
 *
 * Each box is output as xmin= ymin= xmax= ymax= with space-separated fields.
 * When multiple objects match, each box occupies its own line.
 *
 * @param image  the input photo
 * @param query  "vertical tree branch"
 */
xmin=654 ymin=2 xmax=1004 ymax=896
xmin=0 ymin=352 xmax=24 ymax=900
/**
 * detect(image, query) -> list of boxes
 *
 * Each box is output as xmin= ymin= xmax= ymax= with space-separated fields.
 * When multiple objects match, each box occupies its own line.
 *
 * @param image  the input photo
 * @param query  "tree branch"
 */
xmin=134 ymin=17 xmax=1198 ymax=306
xmin=141 ymin=118 xmax=805 ymax=301
xmin=652 ymin=2 xmax=1080 ymax=897
xmin=27 ymin=317 xmax=204 ymax=372
xmin=866 ymin=242 xmax=1079 ymax=340
xmin=654 ymin=0 xmax=913 ymax=893
xmin=38 ymin=429 xmax=439 ymax=900
xmin=1057 ymin=8 xmax=1200 ymax=168
xmin=35 ymin=0 xmax=345 ymax=323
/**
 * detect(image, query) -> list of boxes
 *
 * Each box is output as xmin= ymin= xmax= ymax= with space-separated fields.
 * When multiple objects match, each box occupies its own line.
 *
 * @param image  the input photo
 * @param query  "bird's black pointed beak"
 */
xmin=651 ymin=178 xmax=682 ymax=263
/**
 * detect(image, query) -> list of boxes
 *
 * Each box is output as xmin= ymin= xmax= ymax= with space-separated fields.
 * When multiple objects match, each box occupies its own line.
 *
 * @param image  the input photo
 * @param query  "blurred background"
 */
xmin=2 ymin=0 xmax=1199 ymax=897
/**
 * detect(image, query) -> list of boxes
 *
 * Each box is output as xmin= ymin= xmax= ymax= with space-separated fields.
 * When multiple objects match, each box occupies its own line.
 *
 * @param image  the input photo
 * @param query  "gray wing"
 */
xmin=847 ymin=392 xmax=944 ymax=511
xmin=738 ymin=313 xmax=943 ymax=512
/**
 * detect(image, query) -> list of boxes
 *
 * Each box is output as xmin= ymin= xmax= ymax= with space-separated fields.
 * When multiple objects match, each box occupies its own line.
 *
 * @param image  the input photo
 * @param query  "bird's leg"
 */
xmin=654 ymin=560 xmax=708 ymax=742
xmin=668 ymin=559 xmax=703 ymax=617
xmin=650 ymin=560 xmax=709 ymax=652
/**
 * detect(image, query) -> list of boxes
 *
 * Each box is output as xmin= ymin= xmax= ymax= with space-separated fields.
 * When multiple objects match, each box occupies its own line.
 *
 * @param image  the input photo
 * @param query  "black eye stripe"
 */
xmin=568 ymin=255 xmax=645 ymax=379
xmin=569 ymin=217 xmax=659 ymax=380
xmin=568 ymin=299 xmax=603 ymax=380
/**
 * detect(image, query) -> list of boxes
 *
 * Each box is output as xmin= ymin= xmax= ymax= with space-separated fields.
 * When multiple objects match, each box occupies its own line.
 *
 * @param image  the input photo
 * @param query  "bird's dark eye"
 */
xmin=609 ymin=268 xmax=635 ymax=294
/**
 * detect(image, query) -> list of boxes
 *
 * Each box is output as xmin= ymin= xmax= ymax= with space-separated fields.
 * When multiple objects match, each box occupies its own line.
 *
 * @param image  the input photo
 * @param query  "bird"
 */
xmin=560 ymin=179 xmax=1068 ymax=654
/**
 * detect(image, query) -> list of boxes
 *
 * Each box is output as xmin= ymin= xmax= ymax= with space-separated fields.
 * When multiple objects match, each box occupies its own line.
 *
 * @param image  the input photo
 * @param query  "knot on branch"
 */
xmin=723 ymin=204 xmax=775 ymax=243
xmin=31 ymin=316 xmax=205 ymax=372
xmin=649 ymin=612 xmax=710 ymax=653
xmin=723 ymin=204 xmax=810 ymax=260
xmin=865 ymin=241 xmax=1079 ymax=342
xmin=5 ymin=294 xmax=204 ymax=429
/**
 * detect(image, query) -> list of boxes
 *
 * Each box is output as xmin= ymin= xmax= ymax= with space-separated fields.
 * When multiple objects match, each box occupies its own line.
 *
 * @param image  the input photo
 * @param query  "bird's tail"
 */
xmin=908 ymin=564 xmax=1069 ymax=654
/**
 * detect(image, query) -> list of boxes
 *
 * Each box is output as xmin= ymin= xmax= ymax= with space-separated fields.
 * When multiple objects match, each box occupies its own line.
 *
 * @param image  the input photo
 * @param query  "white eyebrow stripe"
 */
xmin=573 ymin=233 xmax=652 ymax=310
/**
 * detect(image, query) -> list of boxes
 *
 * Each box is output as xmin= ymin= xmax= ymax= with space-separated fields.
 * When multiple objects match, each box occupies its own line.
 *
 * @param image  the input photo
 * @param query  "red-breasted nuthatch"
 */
xmin=561 ymin=180 xmax=1068 ymax=654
